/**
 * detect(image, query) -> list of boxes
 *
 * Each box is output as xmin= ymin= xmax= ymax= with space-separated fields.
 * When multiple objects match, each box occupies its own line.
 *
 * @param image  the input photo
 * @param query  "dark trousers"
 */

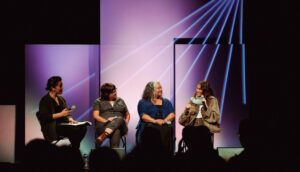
xmin=56 ymin=124 xmax=87 ymax=149
xmin=144 ymin=123 xmax=174 ymax=154
xmin=95 ymin=117 xmax=127 ymax=148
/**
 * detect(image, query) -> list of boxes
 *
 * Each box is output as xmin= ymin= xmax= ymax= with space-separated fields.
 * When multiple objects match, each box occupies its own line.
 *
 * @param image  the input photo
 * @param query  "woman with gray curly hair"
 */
xmin=136 ymin=81 xmax=175 ymax=153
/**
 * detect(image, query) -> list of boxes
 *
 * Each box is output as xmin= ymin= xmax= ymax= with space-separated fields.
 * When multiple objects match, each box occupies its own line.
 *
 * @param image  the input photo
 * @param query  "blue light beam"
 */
xmin=204 ymin=0 xmax=235 ymax=80
xmin=158 ymin=0 xmax=228 ymax=81
xmin=101 ymin=0 xmax=219 ymax=74
xmin=176 ymin=0 xmax=232 ymax=94
xmin=220 ymin=0 xmax=240 ymax=121
xmin=220 ymin=45 xmax=233 ymax=117
xmin=118 ymin=0 xmax=224 ymax=89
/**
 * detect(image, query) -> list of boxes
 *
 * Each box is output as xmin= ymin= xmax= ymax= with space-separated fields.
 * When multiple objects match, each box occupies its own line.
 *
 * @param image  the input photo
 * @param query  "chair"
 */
xmin=135 ymin=121 xmax=141 ymax=145
xmin=121 ymin=136 xmax=127 ymax=154
xmin=177 ymin=138 xmax=188 ymax=153
xmin=36 ymin=111 xmax=71 ymax=146
xmin=94 ymin=118 xmax=127 ymax=154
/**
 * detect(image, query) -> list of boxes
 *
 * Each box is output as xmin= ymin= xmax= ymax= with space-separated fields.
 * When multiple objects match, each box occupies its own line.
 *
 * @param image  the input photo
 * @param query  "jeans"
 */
xmin=95 ymin=117 xmax=127 ymax=148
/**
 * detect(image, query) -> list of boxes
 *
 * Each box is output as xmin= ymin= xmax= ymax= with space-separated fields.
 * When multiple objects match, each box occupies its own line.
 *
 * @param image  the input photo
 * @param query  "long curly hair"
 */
xmin=199 ymin=81 xmax=215 ymax=100
xmin=142 ymin=81 xmax=156 ymax=100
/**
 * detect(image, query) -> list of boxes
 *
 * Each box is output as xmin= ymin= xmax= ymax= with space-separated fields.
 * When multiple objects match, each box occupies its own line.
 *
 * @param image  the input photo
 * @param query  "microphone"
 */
xmin=164 ymin=121 xmax=171 ymax=125
xmin=200 ymin=96 xmax=207 ymax=110
xmin=68 ymin=105 xmax=76 ymax=110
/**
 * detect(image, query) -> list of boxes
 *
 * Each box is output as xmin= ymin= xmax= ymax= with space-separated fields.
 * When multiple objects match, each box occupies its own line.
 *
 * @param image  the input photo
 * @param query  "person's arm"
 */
xmin=38 ymin=96 xmax=70 ymax=123
xmin=141 ymin=114 xmax=157 ymax=124
xmin=52 ymin=108 xmax=71 ymax=120
xmin=162 ymin=99 xmax=176 ymax=124
xmin=120 ymin=98 xmax=130 ymax=124
xmin=67 ymin=116 xmax=77 ymax=124
xmin=164 ymin=113 xmax=175 ymax=123
xmin=202 ymin=97 xmax=220 ymax=124
xmin=93 ymin=99 xmax=109 ymax=123
xmin=138 ymin=99 xmax=156 ymax=124
xmin=58 ymin=96 xmax=72 ymax=120
xmin=93 ymin=110 xmax=109 ymax=123
xmin=178 ymin=101 xmax=193 ymax=125
xmin=138 ymin=99 xmax=162 ymax=125
xmin=125 ymin=112 xmax=130 ymax=124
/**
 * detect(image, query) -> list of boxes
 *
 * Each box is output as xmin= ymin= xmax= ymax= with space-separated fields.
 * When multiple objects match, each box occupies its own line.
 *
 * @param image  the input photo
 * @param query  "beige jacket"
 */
xmin=179 ymin=96 xmax=221 ymax=133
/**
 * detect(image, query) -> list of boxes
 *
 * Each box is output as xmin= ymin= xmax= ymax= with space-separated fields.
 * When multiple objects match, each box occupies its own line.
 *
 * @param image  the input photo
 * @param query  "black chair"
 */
xmin=119 ymin=136 xmax=127 ymax=154
xmin=177 ymin=138 xmax=188 ymax=153
xmin=36 ymin=111 xmax=71 ymax=146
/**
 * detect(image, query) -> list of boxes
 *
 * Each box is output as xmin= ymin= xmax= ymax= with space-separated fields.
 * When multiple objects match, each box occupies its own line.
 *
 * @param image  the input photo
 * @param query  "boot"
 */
xmin=96 ymin=132 xmax=109 ymax=145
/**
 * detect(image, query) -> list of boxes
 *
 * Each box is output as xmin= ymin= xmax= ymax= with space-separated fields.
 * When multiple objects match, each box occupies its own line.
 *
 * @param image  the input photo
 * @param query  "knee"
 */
xmin=114 ymin=117 xmax=124 ymax=124
xmin=113 ymin=129 xmax=121 ymax=135
xmin=110 ymin=129 xmax=122 ymax=139
xmin=82 ymin=125 xmax=87 ymax=130
xmin=78 ymin=126 xmax=87 ymax=135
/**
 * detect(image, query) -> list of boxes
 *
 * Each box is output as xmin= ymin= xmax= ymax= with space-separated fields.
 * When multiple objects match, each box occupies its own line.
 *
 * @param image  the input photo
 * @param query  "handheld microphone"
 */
xmin=200 ymin=96 xmax=207 ymax=110
xmin=202 ymin=105 xmax=207 ymax=111
xmin=165 ymin=121 xmax=171 ymax=125
xmin=68 ymin=105 xmax=76 ymax=110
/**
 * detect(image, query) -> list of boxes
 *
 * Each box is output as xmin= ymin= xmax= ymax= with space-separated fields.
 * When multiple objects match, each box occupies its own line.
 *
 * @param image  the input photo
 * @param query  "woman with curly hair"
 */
xmin=137 ymin=81 xmax=175 ymax=153
xmin=179 ymin=81 xmax=221 ymax=134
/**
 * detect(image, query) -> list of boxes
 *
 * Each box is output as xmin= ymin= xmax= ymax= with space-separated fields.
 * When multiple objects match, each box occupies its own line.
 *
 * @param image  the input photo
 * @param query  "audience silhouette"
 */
xmin=174 ymin=126 xmax=225 ymax=172
xmin=21 ymin=139 xmax=84 ymax=172
xmin=227 ymin=117 xmax=278 ymax=171
xmin=2 ymin=116 xmax=290 ymax=172
xmin=89 ymin=147 xmax=121 ymax=172
xmin=121 ymin=126 xmax=173 ymax=172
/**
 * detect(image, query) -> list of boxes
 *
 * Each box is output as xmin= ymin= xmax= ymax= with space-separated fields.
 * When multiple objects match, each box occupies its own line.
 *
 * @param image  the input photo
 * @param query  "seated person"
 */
xmin=93 ymin=83 xmax=130 ymax=148
xmin=179 ymin=81 xmax=221 ymax=134
xmin=36 ymin=76 xmax=87 ymax=149
xmin=137 ymin=81 xmax=175 ymax=154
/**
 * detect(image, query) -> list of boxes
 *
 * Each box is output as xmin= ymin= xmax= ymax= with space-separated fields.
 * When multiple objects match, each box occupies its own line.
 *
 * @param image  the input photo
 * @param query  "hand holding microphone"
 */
xmin=164 ymin=120 xmax=172 ymax=125
xmin=201 ymin=95 xmax=208 ymax=111
xmin=61 ymin=105 xmax=75 ymax=117
xmin=61 ymin=108 xmax=71 ymax=117
xmin=68 ymin=105 xmax=76 ymax=111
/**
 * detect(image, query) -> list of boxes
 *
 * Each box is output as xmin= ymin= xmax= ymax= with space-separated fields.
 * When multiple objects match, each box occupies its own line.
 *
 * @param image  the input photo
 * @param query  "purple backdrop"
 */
xmin=25 ymin=44 xmax=99 ymax=154
xmin=100 ymin=0 xmax=246 ymax=150
xmin=24 ymin=0 xmax=246 ymax=154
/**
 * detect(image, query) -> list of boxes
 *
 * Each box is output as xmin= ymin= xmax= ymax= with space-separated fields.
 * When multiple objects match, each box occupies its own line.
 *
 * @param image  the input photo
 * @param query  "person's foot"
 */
xmin=96 ymin=132 xmax=109 ymax=145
